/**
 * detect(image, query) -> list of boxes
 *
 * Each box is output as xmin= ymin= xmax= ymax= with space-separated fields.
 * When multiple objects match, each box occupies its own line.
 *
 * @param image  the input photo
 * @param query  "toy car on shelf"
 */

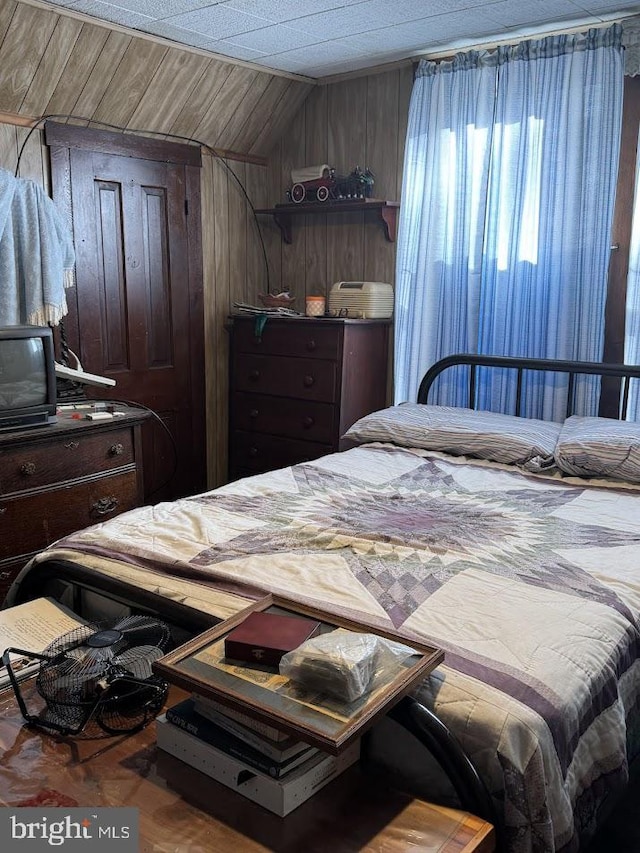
xmin=287 ymin=165 xmax=375 ymax=204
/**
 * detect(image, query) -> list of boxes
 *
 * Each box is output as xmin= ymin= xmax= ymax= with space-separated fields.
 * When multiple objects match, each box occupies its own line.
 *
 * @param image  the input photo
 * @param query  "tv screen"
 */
xmin=0 ymin=337 xmax=48 ymax=410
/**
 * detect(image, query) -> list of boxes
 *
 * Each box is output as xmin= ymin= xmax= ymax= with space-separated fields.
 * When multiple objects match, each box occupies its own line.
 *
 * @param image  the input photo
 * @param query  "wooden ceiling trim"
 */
xmin=20 ymin=15 xmax=83 ymax=116
xmin=0 ymin=3 xmax=56 ymax=112
xmin=72 ymin=30 xmax=132 ymax=122
xmin=92 ymin=38 xmax=168 ymax=128
xmin=44 ymin=22 xmax=110 ymax=117
xmin=127 ymin=47 xmax=211 ymax=135
xmin=168 ymin=58 xmax=233 ymax=142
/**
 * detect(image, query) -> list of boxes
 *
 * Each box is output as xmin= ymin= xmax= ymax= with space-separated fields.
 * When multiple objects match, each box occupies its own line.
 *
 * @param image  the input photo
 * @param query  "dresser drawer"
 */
xmin=230 ymin=431 xmax=331 ymax=476
xmin=0 ymin=427 xmax=135 ymax=495
xmin=231 ymin=392 xmax=335 ymax=443
xmin=233 ymin=320 xmax=341 ymax=360
xmin=0 ymin=470 xmax=138 ymax=560
xmin=234 ymin=354 xmax=338 ymax=403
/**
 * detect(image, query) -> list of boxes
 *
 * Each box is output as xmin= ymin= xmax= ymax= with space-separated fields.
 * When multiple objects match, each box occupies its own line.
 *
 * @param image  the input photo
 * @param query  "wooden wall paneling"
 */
xmin=244 ymin=161 xmax=269 ymax=304
xmin=218 ymin=74 xmax=271 ymax=153
xmin=92 ymin=40 xmax=168 ymax=129
xmin=20 ymin=15 xmax=83 ymax=117
xmin=211 ymin=155 xmax=231 ymax=485
xmin=363 ymin=71 xmax=399 ymax=288
xmin=15 ymin=126 xmax=47 ymax=188
xmin=127 ymin=48 xmax=210 ymax=135
xmin=195 ymin=66 xmax=258 ymax=146
xmin=396 ymin=64 xmax=414 ymax=200
xmin=231 ymin=76 xmax=290 ymax=155
xmin=72 ymin=31 xmax=132 ymax=122
xmin=250 ymin=80 xmax=314 ymax=159
xmin=0 ymin=1 xmax=17 ymax=49
xmin=169 ymin=58 xmax=232 ymax=142
xmin=326 ymin=77 xmax=367 ymax=285
xmin=303 ymin=85 xmax=329 ymax=298
xmin=0 ymin=3 xmax=56 ymax=112
xmin=280 ymin=105 xmax=307 ymax=296
xmin=0 ymin=122 xmax=18 ymax=173
xmin=263 ymin=143 xmax=283 ymax=294
xmin=44 ymin=22 xmax=110 ymax=117
xmin=228 ymin=161 xmax=249 ymax=305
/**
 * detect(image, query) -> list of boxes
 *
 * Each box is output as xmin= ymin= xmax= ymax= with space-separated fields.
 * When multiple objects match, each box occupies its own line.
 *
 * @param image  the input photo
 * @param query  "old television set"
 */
xmin=0 ymin=325 xmax=57 ymax=431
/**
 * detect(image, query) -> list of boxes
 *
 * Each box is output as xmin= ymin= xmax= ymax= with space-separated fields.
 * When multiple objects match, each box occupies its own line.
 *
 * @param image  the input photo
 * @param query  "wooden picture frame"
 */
xmin=153 ymin=594 xmax=444 ymax=754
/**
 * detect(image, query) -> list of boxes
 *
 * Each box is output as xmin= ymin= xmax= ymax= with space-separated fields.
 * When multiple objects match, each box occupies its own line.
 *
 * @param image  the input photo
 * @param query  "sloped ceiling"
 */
xmin=0 ymin=0 xmax=315 ymax=159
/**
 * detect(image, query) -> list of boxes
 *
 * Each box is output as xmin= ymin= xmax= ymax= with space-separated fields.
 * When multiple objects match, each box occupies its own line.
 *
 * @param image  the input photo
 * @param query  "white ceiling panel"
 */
xmin=36 ymin=0 xmax=640 ymax=78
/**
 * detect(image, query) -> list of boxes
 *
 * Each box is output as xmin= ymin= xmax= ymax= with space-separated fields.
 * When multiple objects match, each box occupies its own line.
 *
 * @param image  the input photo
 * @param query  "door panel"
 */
xmin=61 ymin=144 xmax=204 ymax=501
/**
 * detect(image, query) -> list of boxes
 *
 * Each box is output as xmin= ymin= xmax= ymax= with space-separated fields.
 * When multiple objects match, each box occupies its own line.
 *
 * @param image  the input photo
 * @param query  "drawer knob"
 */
xmin=249 ymin=409 xmax=259 ymax=419
xmin=20 ymin=462 xmax=36 ymax=476
xmin=109 ymin=443 xmax=124 ymax=456
xmin=306 ymin=339 xmax=317 ymax=352
xmin=302 ymin=416 xmax=315 ymax=428
xmin=0 ymin=506 xmax=6 ymax=515
xmin=249 ymin=370 xmax=260 ymax=382
xmin=0 ymin=570 xmax=11 ymax=580
xmin=303 ymin=375 xmax=315 ymax=387
xmin=249 ymin=446 xmax=259 ymax=457
xmin=64 ymin=440 xmax=80 ymax=450
xmin=91 ymin=496 xmax=119 ymax=517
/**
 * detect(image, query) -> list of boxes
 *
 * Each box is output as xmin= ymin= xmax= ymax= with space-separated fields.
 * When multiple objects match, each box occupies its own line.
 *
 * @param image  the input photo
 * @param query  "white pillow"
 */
xmin=343 ymin=404 xmax=561 ymax=472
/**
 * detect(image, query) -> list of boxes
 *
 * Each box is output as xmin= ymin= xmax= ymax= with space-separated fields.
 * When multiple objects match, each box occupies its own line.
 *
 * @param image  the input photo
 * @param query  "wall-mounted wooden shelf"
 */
xmin=254 ymin=199 xmax=400 ymax=243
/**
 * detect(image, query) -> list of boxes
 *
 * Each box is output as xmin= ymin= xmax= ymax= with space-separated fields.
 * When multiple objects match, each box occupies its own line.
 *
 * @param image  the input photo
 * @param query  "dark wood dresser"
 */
xmin=0 ymin=406 xmax=147 ymax=603
xmin=228 ymin=316 xmax=390 ymax=479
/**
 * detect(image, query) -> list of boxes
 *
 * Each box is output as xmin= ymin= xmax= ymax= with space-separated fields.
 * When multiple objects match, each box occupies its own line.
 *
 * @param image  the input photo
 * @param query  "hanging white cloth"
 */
xmin=622 ymin=15 xmax=640 ymax=76
xmin=0 ymin=168 xmax=75 ymax=326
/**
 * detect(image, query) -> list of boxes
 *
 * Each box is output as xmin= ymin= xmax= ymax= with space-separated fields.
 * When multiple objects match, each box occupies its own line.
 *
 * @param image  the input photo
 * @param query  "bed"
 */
xmin=7 ymin=354 xmax=640 ymax=853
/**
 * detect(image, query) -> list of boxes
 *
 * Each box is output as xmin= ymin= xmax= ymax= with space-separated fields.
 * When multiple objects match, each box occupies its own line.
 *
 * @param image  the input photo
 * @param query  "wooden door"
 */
xmin=46 ymin=123 xmax=205 ymax=502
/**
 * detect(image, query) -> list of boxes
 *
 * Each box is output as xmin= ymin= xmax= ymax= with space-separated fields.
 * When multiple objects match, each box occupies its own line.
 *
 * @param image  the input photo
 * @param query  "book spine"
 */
xmin=192 ymin=693 xmax=288 ymax=742
xmin=192 ymin=702 xmax=299 ymax=762
xmin=156 ymin=716 xmax=360 ymax=818
xmin=166 ymin=704 xmax=292 ymax=779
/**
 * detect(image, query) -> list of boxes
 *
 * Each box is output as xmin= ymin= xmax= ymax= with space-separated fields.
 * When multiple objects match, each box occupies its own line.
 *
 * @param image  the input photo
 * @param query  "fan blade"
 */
xmin=111 ymin=616 xmax=171 ymax=650
xmin=113 ymin=645 xmax=165 ymax=679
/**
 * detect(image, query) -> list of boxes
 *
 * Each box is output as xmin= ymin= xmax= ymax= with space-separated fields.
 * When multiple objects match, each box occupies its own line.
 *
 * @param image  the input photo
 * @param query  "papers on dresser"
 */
xmin=0 ymin=597 xmax=84 ymax=688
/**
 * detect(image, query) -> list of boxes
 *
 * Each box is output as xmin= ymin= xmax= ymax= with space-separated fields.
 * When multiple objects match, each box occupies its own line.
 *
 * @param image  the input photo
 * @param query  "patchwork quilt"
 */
xmin=32 ymin=444 xmax=640 ymax=853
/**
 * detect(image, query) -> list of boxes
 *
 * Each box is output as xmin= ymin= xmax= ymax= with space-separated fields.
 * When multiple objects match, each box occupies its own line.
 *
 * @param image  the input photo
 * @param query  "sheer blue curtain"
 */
xmin=395 ymin=26 xmax=624 ymax=419
xmin=624 ymin=129 xmax=640 ymax=420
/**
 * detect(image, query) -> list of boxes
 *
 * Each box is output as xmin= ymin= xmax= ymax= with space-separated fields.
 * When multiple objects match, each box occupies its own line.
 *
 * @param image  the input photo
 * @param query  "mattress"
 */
xmin=18 ymin=442 xmax=640 ymax=853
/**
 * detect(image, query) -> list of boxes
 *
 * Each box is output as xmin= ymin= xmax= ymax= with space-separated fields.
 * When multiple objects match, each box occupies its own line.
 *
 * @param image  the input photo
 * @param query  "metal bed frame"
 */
xmin=418 ymin=353 xmax=640 ymax=419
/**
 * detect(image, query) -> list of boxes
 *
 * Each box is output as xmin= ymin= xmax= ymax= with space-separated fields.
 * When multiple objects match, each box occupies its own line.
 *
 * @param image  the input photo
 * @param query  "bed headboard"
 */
xmin=417 ymin=354 xmax=640 ymax=420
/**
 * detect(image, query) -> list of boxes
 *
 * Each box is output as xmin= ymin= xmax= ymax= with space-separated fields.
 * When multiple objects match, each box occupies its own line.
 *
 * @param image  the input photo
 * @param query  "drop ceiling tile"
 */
xmin=208 ymin=38 xmax=270 ymax=60
xmin=143 ymin=20 xmax=230 ymax=50
xmin=479 ymin=0 xmax=595 ymax=29
xmin=107 ymin=0 xmax=214 ymax=17
xmin=162 ymin=4 xmax=272 ymax=38
xmin=223 ymin=23 xmax=324 ymax=52
xmin=67 ymin=0 xmax=154 ymax=27
xmin=221 ymin=0 xmax=352 ymax=24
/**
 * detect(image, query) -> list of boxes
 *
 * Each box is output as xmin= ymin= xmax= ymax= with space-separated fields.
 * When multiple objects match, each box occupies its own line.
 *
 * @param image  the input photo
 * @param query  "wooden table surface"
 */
xmin=0 ymin=683 xmax=495 ymax=853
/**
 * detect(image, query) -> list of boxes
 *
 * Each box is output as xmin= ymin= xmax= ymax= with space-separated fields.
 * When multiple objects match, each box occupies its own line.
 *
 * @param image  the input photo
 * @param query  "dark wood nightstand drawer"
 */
xmin=0 ymin=427 xmax=135 ymax=495
xmin=0 ymin=470 xmax=138 ymax=559
xmin=231 ymin=392 xmax=335 ymax=443
xmin=231 ymin=431 xmax=331 ymax=475
xmin=234 ymin=354 xmax=338 ymax=402
xmin=233 ymin=319 xmax=341 ymax=360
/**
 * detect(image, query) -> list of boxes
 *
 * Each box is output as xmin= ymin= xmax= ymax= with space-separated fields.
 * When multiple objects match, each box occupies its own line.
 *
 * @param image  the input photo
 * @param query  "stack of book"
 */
xmin=156 ymin=693 xmax=360 ymax=816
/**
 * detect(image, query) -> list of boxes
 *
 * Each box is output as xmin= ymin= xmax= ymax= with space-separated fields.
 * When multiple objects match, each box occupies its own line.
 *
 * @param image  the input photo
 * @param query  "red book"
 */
xmin=224 ymin=611 xmax=320 ymax=667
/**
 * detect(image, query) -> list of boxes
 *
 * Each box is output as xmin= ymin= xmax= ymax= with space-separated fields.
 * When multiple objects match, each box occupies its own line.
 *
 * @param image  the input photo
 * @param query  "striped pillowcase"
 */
xmin=554 ymin=416 xmax=640 ymax=483
xmin=343 ymin=403 xmax=561 ymax=472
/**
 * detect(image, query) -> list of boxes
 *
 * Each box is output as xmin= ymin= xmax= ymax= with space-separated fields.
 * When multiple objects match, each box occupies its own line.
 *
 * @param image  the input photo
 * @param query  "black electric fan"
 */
xmin=2 ymin=614 xmax=171 ymax=736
